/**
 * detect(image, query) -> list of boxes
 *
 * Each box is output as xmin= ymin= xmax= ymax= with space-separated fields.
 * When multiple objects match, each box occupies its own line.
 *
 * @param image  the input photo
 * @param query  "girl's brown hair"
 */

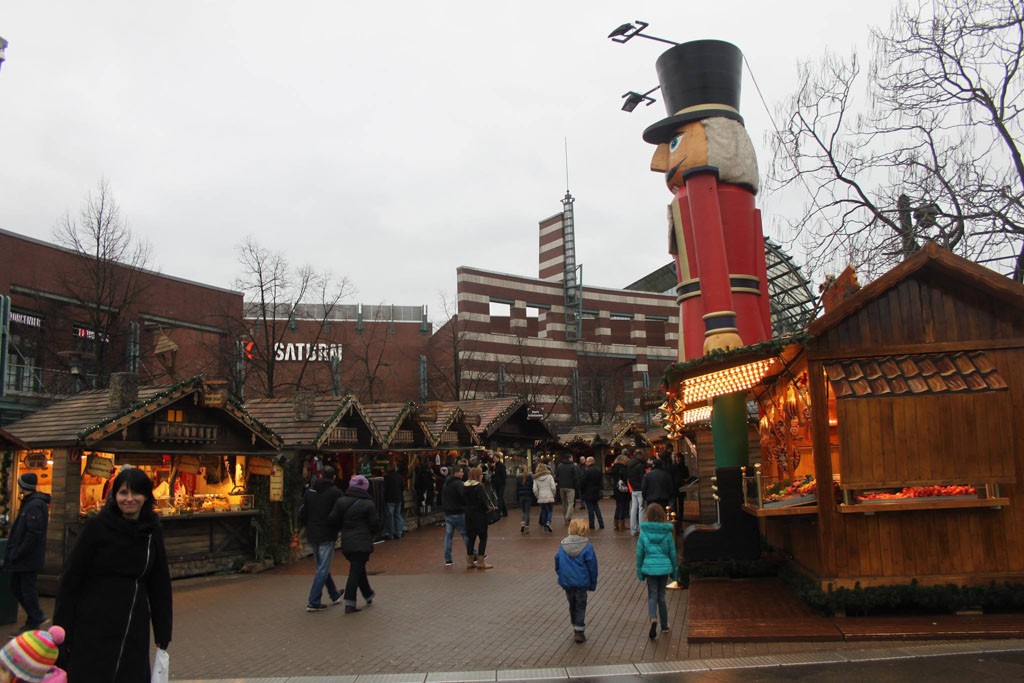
xmin=644 ymin=503 xmax=667 ymax=522
xmin=468 ymin=466 xmax=483 ymax=482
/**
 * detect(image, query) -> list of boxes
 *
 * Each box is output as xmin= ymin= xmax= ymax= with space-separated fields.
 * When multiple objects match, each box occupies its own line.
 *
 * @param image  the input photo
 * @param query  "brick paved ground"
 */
xmin=153 ymin=508 xmax=993 ymax=681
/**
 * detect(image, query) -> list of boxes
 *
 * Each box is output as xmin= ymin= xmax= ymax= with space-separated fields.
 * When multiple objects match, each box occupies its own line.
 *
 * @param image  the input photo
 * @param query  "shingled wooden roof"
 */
xmin=560 ymin=420 xmax=652 ymax=448
xmin=825 ymin=351 xmax=1008 ymax=398
xmin=5 ymin=377 xmax=281 ymax=449
xmin=808 ymin=242 xmax=1024 ymax=338
xmin=0 ymin=427 xmax=28 ymax=450
xmin=357 ymin=401 xmax=414 ymax=447
xmin=245 ymin=394 xmax=373 ymax=449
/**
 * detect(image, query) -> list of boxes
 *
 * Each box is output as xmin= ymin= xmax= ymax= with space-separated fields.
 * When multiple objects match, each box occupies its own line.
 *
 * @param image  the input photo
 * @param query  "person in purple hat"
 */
xmin=328 ymin=475 xmax=380 ymax=613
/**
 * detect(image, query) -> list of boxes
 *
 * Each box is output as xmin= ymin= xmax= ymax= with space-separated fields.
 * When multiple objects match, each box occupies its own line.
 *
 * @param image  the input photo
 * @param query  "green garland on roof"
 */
xmin=76 ymin=376 xmax=204 ymax=440
xmin=310 ymin=395 xmax=355 ymax=447
xmin=662 ymin=333 xmax=812 ymax=386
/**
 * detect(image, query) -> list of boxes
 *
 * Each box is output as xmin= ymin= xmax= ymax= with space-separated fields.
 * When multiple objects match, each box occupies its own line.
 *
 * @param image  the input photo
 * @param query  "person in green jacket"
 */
xmin=635 ymin=503 xmax=678 ymax=640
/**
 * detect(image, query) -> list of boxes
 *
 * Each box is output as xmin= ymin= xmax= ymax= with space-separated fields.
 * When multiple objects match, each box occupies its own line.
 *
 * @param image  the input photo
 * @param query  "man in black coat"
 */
xmin=641 ymin=458 xmax=675 ymax=512
xmin=555 ymin=451 xmax=580 ymax=525
xmin=5 ymin=472 xmax=50 ymax=633
xmin=580 ymin=456 xmax=606 ymax=530
xmin=491 ymin=455 xmax=508 ymax=517
xmin=626 ymin=449 xmax=648 ymax=535
xmin=440 ymin=468 xmax=469 ymax=567
xmin=298 ymin=466 xmax=344 ymax=611
xmin=382 ymin=465 xmax=405 ymax=540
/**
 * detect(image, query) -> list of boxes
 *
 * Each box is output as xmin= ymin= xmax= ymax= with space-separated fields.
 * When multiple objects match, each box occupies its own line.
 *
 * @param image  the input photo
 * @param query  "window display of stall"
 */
xmin=77 ymin=451 xmax=258 ymax=517
xmin=156 ymin=493 xmax=255 ymax=515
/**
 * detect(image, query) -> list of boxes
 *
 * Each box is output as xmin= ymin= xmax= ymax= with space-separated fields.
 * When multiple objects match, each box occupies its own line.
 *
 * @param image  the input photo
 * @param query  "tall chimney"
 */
xmin=107 ymin=372 xmax=140 ymax=410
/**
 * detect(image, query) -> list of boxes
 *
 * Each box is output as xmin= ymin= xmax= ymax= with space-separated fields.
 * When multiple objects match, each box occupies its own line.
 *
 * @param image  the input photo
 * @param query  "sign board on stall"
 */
xmin=176 ymin=455 xmax=201 ymax=474
xmin=248 ymin=457 xmax=274 ymax=476
xmin=269 ymin=465 xmax=284 ymax=501
xmin=22 ymin=451 xmax=49 ymax=470
xmin=637 ymin=389 xmax=666 ymax=412
xmin=84 ymin=454 xmax=115 ymax=478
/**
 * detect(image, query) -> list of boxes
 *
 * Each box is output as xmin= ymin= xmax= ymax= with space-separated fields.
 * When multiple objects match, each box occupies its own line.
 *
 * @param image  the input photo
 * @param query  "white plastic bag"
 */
xmin=151 ymin=648 xmax=169 ymax=683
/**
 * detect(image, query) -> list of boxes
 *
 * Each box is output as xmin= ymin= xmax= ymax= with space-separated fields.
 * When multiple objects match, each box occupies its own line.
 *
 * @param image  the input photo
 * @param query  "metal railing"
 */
xmin=4 ymin=363 xmax=97 ymax=397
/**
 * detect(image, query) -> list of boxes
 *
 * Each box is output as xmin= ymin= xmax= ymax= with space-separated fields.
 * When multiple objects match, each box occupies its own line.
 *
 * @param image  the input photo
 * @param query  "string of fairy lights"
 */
xmin=657 ymin=358 xmax=778 ymax=439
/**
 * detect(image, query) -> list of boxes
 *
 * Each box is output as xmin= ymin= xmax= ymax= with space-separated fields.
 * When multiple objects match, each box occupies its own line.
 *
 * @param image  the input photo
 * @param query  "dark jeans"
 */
xmin=10 ymin=572 xmax=45 ymax=628
xmin=614 ymin=496 xmax=629 ymax=521
xmin=564 ymin=587 xmax=588 ymax=631
xmin=342 ymin=551 xmax=374 ymax=608
xmin=584 ymin=499 xmax=605 ymax=529
xmin=538 ymin=502 xmax=553 ymax=527
xmin=518 ymin=497 xmax=532 ymax=527
xmin=467 ymin=528 xmax=488 ymax=558
xmin=493 ymin=483 xmax=508 ymax=515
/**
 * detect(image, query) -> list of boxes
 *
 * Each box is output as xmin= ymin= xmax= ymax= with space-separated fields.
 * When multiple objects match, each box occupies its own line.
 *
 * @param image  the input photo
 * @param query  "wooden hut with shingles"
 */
xmin=4 ymin=376 xmax=282 ymax=586
xmin=735 ymin=244 xmax=1024 ymax=589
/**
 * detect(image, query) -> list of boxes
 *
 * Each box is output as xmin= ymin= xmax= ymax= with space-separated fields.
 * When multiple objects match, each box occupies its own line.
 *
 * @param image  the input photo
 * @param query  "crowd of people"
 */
xmin=0 ymin=444 xmax=688 ymax=681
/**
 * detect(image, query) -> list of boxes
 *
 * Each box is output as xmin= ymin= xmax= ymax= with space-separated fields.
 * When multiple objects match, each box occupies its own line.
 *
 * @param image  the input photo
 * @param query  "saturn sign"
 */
xmin=245 ymin=341 xmax=343 ymax=362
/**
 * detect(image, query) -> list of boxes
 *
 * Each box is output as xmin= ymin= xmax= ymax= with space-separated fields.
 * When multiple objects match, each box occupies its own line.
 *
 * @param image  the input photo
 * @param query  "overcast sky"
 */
xmin=0 ymin=1 xmax=896 ymax=320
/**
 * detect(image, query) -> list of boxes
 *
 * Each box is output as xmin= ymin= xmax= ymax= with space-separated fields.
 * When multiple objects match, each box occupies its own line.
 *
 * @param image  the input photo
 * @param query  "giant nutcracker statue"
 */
xmin=644 ymin=40 xmax=767 ymax=559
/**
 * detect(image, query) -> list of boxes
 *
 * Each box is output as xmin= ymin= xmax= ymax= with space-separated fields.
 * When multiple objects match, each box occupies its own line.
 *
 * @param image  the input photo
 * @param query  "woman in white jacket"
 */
xmin=533 ymin=463 xmax=557 ymax=533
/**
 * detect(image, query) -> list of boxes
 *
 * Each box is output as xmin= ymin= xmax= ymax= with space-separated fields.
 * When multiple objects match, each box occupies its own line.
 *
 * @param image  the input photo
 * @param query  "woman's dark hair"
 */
xmin=104 ymin=467 xmax=156 ymax=516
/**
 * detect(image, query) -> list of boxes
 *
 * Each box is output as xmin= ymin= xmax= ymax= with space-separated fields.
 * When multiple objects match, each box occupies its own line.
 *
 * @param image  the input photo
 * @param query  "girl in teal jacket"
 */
xmin=635 ymin=503 xmax=678 ymax=639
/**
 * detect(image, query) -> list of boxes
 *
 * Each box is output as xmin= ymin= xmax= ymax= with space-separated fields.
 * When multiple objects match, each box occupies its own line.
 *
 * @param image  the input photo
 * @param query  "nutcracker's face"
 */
xmin=649 ymin=121 xmax=708 ymax=193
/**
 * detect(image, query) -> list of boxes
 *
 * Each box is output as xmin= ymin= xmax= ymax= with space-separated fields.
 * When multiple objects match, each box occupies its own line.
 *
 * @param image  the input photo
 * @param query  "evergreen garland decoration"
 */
xmin=663 ymin=334 xmax=812 ymax=387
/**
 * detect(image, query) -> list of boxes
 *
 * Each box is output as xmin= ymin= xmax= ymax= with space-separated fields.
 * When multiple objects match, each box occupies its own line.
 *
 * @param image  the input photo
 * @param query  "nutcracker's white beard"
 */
xmin=703 ymin=117 xmax=759 ymax=195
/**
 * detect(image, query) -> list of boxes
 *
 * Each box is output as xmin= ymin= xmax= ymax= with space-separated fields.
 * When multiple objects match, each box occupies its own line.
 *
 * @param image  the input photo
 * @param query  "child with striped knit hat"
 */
xmin=0 ymin=626 xmax=66 ymax=683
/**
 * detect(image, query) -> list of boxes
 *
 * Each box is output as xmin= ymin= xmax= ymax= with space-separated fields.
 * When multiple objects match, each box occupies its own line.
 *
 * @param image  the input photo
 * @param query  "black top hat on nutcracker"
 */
xmin=643 ymin=39 xmax=745 ymax=144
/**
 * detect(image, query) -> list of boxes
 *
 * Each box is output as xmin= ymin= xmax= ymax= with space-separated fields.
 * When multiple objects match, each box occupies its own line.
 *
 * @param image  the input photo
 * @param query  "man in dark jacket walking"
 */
xmin=440 ymin=468 xmax=470 ymax=567
xmin=580 ymin=457 xmax=605 ymax=530
xmin=555 ymin=452 xmax=580 ymax=524
xmin=5 ymin=473 xmax=50 ymax=633
xmin=626 ymin=449 xmax=647 ymax=536
xmin=328 ymin=475 xmax=380 ymax=613
xmin=298 ymin=466 xmax=344 ymax=612
xmin=382 ymin=465 xmax=405 ymax=540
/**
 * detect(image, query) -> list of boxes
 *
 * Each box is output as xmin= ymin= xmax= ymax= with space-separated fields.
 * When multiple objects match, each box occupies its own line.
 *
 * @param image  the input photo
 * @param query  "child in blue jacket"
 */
xmin=554 ymin=518 xmax=599 ymax=643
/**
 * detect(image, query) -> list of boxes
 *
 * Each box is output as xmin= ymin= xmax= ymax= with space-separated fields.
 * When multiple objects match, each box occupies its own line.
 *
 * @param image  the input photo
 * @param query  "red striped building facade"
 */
xmin=446 ymin=197 xmax=679 ymax=426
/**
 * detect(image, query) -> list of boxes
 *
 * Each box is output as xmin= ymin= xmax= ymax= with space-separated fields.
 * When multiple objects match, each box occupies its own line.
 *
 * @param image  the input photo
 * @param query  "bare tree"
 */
xmin=340 ymin=304 xmax=397 ymax=403
xmin=504 ymin=328 xmax=571 ymax=420
xmin=424 ymin=292 xmax=490 ymax=400
xmin=768 ymin=0 xmax=1024 ymax=283
xmin=50 ymin=179 xmax=153 ymax=387
xmin=233 ymin=237 xmax=353 ymax=398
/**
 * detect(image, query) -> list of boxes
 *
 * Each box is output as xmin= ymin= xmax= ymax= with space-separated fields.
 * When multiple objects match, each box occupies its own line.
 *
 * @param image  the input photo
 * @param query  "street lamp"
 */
xmin=607 ymin=21 xmax=678 ymax=46
xmin=621 ymin=86 xmax=659 ymax=112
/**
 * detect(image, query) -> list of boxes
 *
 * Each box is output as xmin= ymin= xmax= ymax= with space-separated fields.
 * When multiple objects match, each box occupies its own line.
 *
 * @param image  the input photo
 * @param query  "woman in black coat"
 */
xmin=610 ymin=454 xmax=631 ymax=531
xmin=463 ymin=466 xmax=494 ymax=569
xmin=54 ymin=467 xmax=172 ymax=683
xmin=328 ymin=475 xmax=380 ymax=613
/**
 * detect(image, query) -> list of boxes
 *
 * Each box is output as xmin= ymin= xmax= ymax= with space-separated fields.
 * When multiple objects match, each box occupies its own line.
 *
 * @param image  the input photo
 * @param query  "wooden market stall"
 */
xmin=696 ymin=244 xmax=1024 ymax=589
xmin=244 ymin=393 xmax=379 ymax=544
xmin=4 ymin=375 xmax=283 ymax=586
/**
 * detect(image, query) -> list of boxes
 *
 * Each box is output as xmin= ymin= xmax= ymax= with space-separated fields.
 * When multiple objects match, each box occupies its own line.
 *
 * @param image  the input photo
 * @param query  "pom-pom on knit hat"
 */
xmin=349 ymin=475 xmax=370 ymax=491
xmin=0 ymin=625 xmax=65 ymax=683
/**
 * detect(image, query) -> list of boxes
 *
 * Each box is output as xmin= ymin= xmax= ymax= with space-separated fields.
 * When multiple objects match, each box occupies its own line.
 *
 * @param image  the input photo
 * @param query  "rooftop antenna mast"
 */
xmin=562 ymin=137 xmax=582 ymax=342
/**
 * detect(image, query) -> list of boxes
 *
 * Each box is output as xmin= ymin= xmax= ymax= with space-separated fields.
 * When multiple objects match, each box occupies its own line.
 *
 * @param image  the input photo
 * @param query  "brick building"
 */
xmin=1 ymin=228 xmax=241 ymax=424
xmin=439 ymin=193 xmax=679 ymax=427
